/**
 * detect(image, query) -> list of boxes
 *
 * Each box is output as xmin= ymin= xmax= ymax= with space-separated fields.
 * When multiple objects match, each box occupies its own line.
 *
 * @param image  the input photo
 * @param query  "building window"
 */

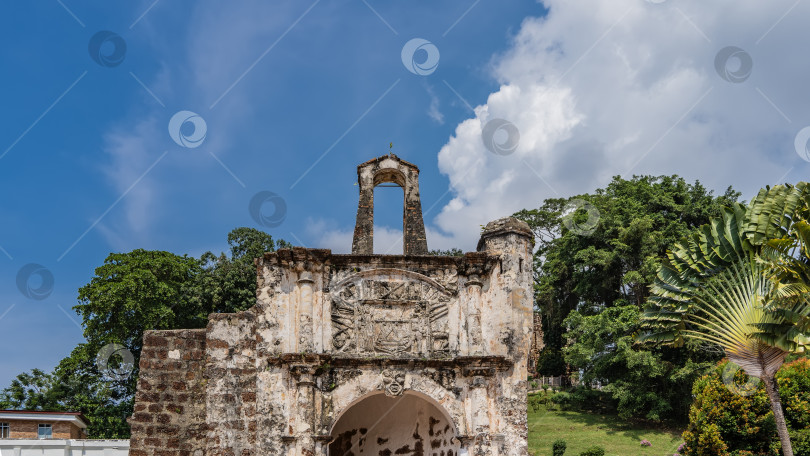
xmin=0 ymin=422 xmax=9 ymax=438
xmin=37 ymin=424 xmax=52 ymax=439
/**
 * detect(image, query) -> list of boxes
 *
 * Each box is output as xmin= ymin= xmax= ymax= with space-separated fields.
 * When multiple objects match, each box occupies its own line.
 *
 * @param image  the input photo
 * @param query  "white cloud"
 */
xmin=96 ymin=116 xmax=165 ymax=251
xmin=432 ymin=0 xmax=810 ymax=250
xmin=426 ymin=85 xmax=445 ymax=125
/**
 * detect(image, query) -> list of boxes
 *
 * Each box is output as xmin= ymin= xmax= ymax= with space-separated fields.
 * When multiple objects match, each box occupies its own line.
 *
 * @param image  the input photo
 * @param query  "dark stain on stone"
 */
xmin=501 ymin=328 xmax=516 ymax=356
xmin=428 ymin=416 xmax=440 ymax=437
xmin=328 ymin=428 xmax=358 ymax=456
xmin=377 ymin=437 xmax=389 ymax=445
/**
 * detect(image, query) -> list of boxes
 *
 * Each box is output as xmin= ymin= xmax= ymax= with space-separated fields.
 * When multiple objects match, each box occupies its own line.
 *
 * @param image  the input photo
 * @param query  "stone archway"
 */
xmin=328 ymin=391 xmax=459 ymax=456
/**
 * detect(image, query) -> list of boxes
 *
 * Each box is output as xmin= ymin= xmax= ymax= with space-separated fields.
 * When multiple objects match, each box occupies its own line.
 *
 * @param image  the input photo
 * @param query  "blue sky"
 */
xmin=2 ymin=0 xmax=810 ymax=388
xmin=0 ymin=0 xmax=544 ymax=388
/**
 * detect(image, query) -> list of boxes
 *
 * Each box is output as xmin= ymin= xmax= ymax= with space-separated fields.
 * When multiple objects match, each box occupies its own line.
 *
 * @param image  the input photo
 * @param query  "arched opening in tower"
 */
xmin=328 ymin=391 xmax=459 ymax=456
xmin=373 ymin=183 xmax=404 ymax=254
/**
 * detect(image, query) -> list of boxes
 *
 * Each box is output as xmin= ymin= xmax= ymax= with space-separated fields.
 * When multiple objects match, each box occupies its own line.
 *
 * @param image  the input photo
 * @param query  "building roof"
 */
xmin=0 ymin=410 xmax=89 ymax=429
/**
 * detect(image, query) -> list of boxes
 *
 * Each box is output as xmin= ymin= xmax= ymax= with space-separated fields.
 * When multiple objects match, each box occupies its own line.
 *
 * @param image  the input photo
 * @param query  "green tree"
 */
xmin=74 ymin=227 xmax=285 ymax=357
xmin=0 ymin=350 xmax=132 ymax=438
xmin=1 ymin=227 xmax=288 ymax=438
xmin=640 ymin=203 xmax=810 ymax=455
xmin=429 ymin=248 xmax=464 ymax=257
xmin=563 ymin=305 xmax=717 ymax=421
xmin=194 ymin=227 xmax=290 ymax=314
xmin=0 ymin=369 xmax=59 ymax=410
xmin=75 ymin=249 xmax=204 ymax=357
xmin=515 ymin=175 xmax=739 ymax=374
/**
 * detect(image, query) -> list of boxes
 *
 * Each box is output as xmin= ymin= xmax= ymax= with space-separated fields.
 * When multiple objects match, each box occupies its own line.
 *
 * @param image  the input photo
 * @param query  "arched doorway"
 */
xmin=328 ymin=391 xmax=459 ymax=456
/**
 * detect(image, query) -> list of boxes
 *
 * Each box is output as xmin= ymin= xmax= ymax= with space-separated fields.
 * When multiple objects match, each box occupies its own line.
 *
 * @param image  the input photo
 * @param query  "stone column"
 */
xmin=351 ymin=171 xmax=374 ymax=254
xmin=291 ymin=365 xmax=316 ymax=455
xmin=463 ymin=366 xmax=495 ymax=454
xmin=297 ymin=271 xmax=315 ymax=353
xmin=464 ymin=275 xmax=484 ymax=355
xmin=401 ymin=166 xmax=428 ymax=255
xmin=470 ymin=374 xmax=492 ymax=434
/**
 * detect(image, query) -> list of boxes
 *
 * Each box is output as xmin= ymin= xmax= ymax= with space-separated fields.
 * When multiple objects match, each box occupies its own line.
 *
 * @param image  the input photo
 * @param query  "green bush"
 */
xmin=550 ymin=391 xmax=574 ymax=410
xmin=563 ymin=306 xmax=720 ymax=422
xmin=568 ymin=387 xmax=612 ymax=413
xmin=682 ymin=358 xmax=810 ymax=456
xmin=552 ymin=438 xmax=566 ymax=456
xmin=545 ymin=387 xmax=612 ymax=413
xmin=776 ymin=359 xmax=810 ymax=430
xmin=578 ymin=446 xmax=605 ymax=456
xmin=790 ymin=428 xmax=810 ymax=456
xmin=528 ymin=392 xmax=549 ymax=412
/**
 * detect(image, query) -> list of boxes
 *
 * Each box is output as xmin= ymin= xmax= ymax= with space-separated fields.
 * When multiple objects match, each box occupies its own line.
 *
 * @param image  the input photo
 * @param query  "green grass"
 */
xmin=528 ymin=405 xmax=684 ymax=456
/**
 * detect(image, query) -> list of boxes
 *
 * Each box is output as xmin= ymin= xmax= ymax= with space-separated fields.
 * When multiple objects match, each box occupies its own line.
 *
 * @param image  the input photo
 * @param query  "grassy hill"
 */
xmin=528 ymin=401 xmax=684 ymax=455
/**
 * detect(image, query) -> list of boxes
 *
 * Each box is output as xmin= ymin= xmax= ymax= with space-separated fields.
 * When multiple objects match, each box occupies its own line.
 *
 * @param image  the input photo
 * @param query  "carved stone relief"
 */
xmin=380 ymin=369 xmax=406 ymax=396
xmin=430 ymin=268 xmax=458 ymax=293
xmin=330 ymin=269 xmax=453 ymax=357
xmin=424 ymin=367 xmax=458 ymax=393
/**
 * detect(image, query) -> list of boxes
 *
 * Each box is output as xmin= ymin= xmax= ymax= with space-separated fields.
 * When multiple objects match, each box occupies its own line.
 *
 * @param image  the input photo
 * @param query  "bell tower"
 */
xmin=351 ymin=153 xmax=429 ymax=255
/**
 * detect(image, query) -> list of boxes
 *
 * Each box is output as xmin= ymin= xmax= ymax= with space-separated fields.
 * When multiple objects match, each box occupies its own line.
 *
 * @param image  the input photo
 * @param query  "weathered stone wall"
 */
xmin=205 ymin=312 xmax=260 ymax=456
xmin=529 ymin=312 xmax=544 ymax=373
xmin=129 ymin=155 xmax=534 ymax=455
xmin=131 ymin=222 xmax=532 ymax=455
xmin=129 ymin=329 xmax=207 ymax=456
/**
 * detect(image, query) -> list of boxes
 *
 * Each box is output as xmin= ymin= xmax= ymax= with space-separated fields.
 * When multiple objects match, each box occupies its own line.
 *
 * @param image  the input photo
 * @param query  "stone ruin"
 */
xmin=129 ymin=154 xmax=534 ymax=455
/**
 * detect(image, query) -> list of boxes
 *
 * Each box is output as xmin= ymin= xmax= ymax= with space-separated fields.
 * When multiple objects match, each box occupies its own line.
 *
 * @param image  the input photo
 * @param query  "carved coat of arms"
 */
xmin=330 ymin=269 xmax=453 ymax=357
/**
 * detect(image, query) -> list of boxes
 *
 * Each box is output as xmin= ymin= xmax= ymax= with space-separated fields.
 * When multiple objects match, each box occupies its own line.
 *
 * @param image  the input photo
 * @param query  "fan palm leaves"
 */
xmin=747 ymin=182 xmax=810 ymax=352
xmin=639 ymin=198 xmax=810 ymax=456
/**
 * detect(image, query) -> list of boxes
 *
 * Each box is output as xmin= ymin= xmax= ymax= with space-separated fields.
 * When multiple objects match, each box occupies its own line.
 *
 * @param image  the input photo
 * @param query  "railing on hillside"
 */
xmin=532 ymin=375 xmax=576 ymax=388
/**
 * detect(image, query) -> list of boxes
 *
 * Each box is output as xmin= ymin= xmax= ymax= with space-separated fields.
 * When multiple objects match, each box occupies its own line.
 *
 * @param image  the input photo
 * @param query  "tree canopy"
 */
xmin=515 ymin=175 xmax=740 ymax=375
xmin=0 ymin=227 xmax=287 ymax=438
